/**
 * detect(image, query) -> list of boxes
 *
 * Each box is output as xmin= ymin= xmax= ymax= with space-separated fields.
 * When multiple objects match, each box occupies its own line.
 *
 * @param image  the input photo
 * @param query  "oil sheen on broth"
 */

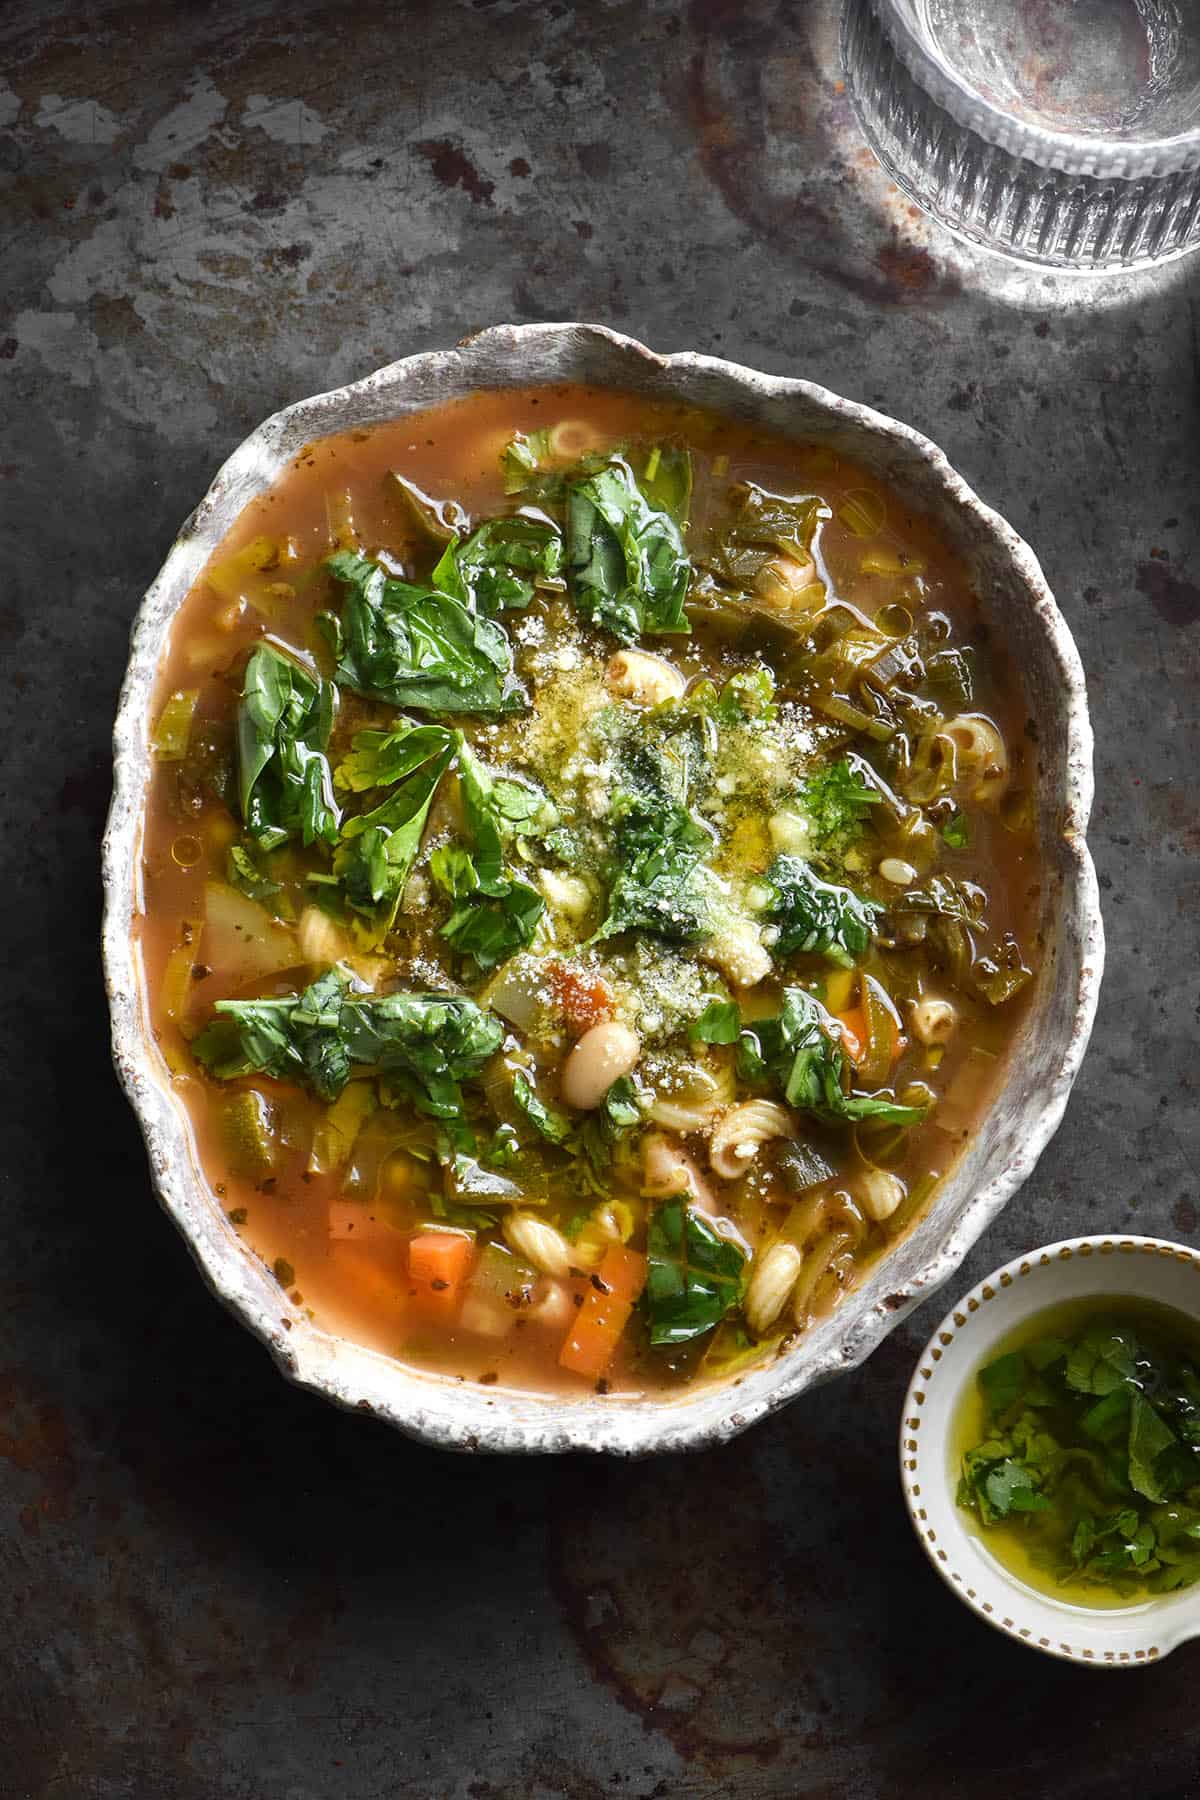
xmin=140 ymin=387 xmax=1040 ymax=1396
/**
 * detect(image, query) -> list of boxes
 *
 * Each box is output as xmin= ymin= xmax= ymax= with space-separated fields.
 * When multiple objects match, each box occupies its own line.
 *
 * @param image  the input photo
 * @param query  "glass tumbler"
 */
xmin=841 ymin=0 xmax=1200 ymax=271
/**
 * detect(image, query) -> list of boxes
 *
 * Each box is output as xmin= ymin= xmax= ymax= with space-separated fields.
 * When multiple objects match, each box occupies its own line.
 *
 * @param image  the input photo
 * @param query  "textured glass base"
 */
xmin=842 ymin=0 xmax=1200 ymax=271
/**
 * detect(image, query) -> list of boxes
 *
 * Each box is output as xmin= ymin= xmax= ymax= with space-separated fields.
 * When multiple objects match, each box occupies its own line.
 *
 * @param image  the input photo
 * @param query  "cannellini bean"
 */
xmin=503 ymin=1211 xmax=572 ymax=1280
xmin=606 ymin=649 xmax=687 ymax=707
xmin=856 ymin=1170 xmax=906 ymax=1223
xmin=744 ymin=1242 xmax=804 ymax=1336
xmin=702 ymin=917 xmax=772 ymax=989
xmin=710 ymin=1099 xmax=794 ymax=1180
xmin=641 ymin=1132 xmax=717 ymax=1214
xmin=878 ymin=857 xmax=918 ymax=887
xmin=910 ymin=995 xmax=958 ymax=1046
xmin=560 ymin=1021 xmax=641 ymax=1110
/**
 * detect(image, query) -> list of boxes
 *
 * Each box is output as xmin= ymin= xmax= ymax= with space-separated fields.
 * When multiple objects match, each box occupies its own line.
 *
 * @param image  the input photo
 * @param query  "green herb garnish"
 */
xmin=237 ymin=643 xmax=340 ymax=852
xmin=763 ymin=855 xmax=881 ymax=966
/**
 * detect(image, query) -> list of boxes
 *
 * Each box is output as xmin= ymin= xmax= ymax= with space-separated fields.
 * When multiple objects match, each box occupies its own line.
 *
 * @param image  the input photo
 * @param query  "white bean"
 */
xmin=744 ymin=1242 xmax=804 ymax=1336
xmin=606 ymin=649 xmax=687 ymax=707
xmin=710 ymin=1099 xmax=793 ymax=1180
xmin=856 ymin=1170 xmax=906 ymax=1223
xmin=503 ymin=1211 xmax=572 ymax=1280
xmin=910 ymin=996 xmax=958 ymax=1046
xmin=560 ymin=1021 xmax=641 ymax=1110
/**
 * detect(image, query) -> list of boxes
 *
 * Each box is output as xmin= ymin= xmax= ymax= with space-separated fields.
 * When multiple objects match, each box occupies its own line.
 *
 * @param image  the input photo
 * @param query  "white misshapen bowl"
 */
xmin=903 ymin=1235 xmax=1200 ymax=1666
xmin=101 ymin=323 xmax=1104 ymax=1455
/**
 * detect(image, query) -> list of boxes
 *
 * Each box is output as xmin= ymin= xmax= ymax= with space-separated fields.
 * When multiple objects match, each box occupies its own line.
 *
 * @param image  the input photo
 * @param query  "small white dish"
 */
xmin=902 ymin=1234 xmax=1200 ymax=1666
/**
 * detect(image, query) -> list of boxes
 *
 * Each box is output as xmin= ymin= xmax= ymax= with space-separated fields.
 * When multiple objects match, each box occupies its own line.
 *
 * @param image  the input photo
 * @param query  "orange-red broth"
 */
xmin=138 ymin=387 xmax=1040 ymax=1395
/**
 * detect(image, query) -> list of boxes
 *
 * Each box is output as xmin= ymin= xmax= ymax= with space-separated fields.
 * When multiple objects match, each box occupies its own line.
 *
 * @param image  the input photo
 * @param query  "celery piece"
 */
xmin=308 ymin=1081 xmax=375 ymax=1177
xmin=152 ymin=689 xmax=199 ymax=762
xmin=220 ymin=1089 xmax=279 ymax=1180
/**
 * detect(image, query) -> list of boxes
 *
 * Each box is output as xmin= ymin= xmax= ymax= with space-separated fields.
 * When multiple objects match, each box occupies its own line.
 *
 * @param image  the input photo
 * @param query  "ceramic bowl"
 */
xmin=102 ymin=323 xmax=1103 ymax=1454
xmin=902 ymin=1235 xmax=1200 ymax=1665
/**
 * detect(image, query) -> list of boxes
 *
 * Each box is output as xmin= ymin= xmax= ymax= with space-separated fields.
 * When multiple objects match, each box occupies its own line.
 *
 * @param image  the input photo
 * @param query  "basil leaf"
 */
xmin=432 ymin=516 xmax=564 ymax=615
xmin=237 ymin=643 xmax=339 ymax=851
xmin=736 ymin=986 xmax=927 ymax=1127
xmin=567 ymin=455 xmax=692 ymax=644
xmin=645 ymin=1197 xmax=746 ymax=1346
xmin=324 ymin=550 xmax=527 ymax=715
xmin=765 ymin=855 xmax=882 ymax=967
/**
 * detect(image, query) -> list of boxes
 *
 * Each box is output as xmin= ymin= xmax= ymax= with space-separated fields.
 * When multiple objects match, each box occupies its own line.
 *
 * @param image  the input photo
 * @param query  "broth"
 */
xmin=138 ymin=386 xmax=1041 ymax=1396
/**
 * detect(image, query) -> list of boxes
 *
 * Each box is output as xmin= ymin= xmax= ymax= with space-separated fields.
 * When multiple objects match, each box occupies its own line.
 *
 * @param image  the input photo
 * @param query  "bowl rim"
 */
xmin=901 ymin=1232 xmax=1200 ymax=1666
xmin=102 ymin=321 xmax=1104 ymax=1455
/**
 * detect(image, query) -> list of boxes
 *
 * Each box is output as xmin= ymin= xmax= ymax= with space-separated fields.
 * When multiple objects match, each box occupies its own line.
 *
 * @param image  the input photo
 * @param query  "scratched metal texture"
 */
xmin=2 ymin=1 xmax=1198 ymax=1796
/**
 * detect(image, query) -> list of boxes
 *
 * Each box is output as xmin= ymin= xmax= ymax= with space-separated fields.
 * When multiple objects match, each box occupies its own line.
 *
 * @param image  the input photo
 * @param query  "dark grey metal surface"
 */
xmin=2 ymin=2 xmax=1198 ymax=1795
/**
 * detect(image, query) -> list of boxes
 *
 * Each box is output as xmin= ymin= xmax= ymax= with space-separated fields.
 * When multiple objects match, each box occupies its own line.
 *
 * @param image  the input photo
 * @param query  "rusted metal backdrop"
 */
xmin=3 ymin=2 xmax=1199 ymax=1795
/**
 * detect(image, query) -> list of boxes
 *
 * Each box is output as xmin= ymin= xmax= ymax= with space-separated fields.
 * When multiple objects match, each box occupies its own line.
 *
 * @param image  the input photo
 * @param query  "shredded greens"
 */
xmin=958 ymin=1311 xmax=1200 ymax=1596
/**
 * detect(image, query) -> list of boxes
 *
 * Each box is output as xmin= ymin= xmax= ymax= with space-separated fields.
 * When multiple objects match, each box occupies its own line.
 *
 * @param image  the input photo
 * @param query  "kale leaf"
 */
xmin=237 ymin=643 xmax=340 ymax=852
xmin=194 ymin=970 xmax=503 ymax=1122
xmin=567 ymin=455 xmax=692 ymax=644
xmin=644 ymin=1197 xmax=747 ymax=1346
xmin=764 ymin=854 xmax=882 ymax=966
xmin=512 ymin=1070 xmax=572 ymax=1145
xmin=733 ymin=987 xmax=927 ymax=1127
xmin=591 ymin=789 xmax=716 ymax=945
xmin=324 ymin=550 xmax=527 ymax=715
xmin=432 ymin=516 xmax=564 ymax=615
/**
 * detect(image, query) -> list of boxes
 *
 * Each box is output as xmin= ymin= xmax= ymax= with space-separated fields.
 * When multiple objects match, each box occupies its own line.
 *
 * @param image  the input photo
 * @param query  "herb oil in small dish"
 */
xmin=901 ymin=1236 xmax=1200 ymax=1666
xmin=953 ymin=1297 xmax=1200 ymax=1609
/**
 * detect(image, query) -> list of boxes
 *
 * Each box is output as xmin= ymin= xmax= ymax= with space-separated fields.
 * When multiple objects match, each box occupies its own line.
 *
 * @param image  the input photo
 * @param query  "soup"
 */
xmin=139 ymin=386 xmax=1040 ymax=1396
xmin=953 ymin=1297 xmax=1200 ymax=1606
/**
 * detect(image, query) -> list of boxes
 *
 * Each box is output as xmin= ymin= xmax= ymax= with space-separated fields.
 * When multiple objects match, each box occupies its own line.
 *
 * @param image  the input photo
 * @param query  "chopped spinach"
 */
xmin=689 ymin=999 xmax=742 ymax=1045
xmin=435 ymin=740 xmax=548 ymax=971
xmin=763 ymin=855 xmax=882 ymax=966
xmin=700 ymin=480 xmax=828 ymax=591
xmin=644 ymin=1197 xmax=747 ymax=1346
xmin=324 ymin=550 xmax=527 ymax=715
xmin=194 ymin=971 xmax=503 ymax=1125
xmin=333 ymin=724 xmax=456 ymax=940
xmin=237 ymin=643 xmax=340 ymax=852
xmin=732 ymin=987 xmax=927 ymax=1127
xmin=511 ymin=1070 xmax=572 ymax=1145
xmin=432 ymin=515 xmax=564 ymax=615
xmin=567 ymin=455 xmax=692 ymax=644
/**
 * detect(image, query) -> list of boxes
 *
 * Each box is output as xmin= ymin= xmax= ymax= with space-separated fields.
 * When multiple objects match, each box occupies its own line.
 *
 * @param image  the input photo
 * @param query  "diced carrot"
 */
xmin=549 ymin=961 xmax=614 ymax=1035
xmin=835 ymin=1005 xmax=905 ymax=1068
xmin=835 ymin=1007 xmax=866 ymax=1064
xmin=407 ymin=1230 xmax=476 ymax=1317
xmin=559 ymin=1244 xmax=647 ymax=1381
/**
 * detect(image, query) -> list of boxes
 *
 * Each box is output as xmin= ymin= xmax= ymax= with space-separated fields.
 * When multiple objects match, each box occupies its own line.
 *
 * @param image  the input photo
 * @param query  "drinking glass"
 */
xmin=841 ymin=0 xmax=1200 ymax=270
